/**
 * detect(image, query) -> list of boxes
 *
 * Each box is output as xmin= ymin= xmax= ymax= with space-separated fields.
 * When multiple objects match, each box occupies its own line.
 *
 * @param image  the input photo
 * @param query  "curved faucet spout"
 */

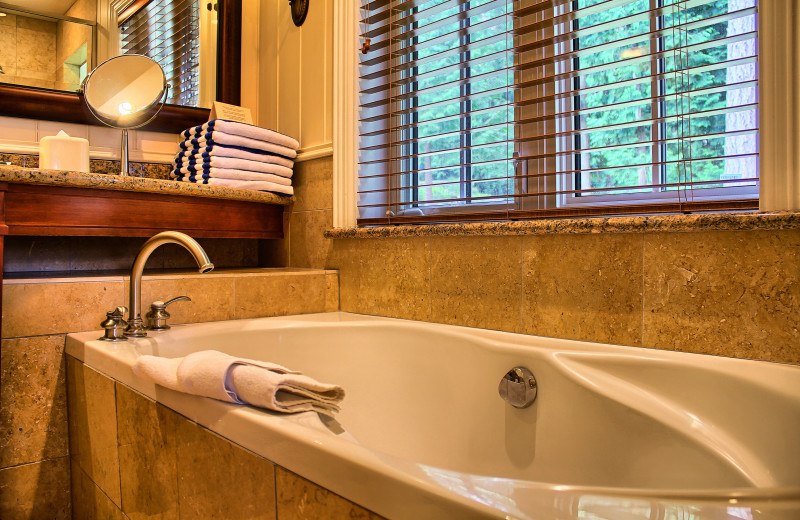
xmin=125 ymin=231 xmax=214 ymax=337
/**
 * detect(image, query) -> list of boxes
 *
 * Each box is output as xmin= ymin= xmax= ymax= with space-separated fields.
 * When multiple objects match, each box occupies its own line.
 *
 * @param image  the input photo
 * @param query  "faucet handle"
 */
xmin=100 ymin=306 xmax=129 ymax=341
xmin=146 ymin=296 xmax=191 ymax=330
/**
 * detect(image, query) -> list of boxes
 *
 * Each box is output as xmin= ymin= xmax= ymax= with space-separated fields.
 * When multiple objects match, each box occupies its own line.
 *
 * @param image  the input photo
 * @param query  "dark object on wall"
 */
xmin=0 ymin=0 xmax=243 ymax=133
xmin=289 ymin=0 xmax=309 ymax=27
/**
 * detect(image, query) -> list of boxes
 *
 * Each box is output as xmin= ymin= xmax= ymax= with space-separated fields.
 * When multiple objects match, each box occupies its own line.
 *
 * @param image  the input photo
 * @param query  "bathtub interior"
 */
xmin=124 ymin=314 xmax=800 ymax=492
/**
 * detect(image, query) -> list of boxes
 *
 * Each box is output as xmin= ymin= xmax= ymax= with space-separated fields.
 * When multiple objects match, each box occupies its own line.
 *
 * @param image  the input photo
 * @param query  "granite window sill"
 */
xmin=324 ymin=211 xmax=800 ymax=239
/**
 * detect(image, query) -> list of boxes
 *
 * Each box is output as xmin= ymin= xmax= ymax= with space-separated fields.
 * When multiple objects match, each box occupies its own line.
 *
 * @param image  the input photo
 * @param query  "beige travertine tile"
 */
xmin=328 ymin=237 xmax=431 ymax=321
xmin=3 ymin=236 xmax=71 ymax=273
xmin=0 ymin=457 xmax=71 ymax=520
xmin=325 ymin=272 xmax=339 ymax=312
xmin=66 ymin=357 xmax=121 ymax=506
xmin=162 ymin=238 xmax=258 ymax=270
xmin=0 ymin=12 xmax=16 ymax=27
xmin=15 ymin=16 xmax=57 ymax=33
xmin=71 ymin=459 xmax=127 ymax=520
xmin=289 ymin=209 xmax=333 ymax=269
xmin=234 ymin=272 xmax=328 ymax=319
xmin=1 ymin=335 xmax=68 ymax=467
xmin=116 ymin=384 xmax=179 ymax=520
xmin=643 ymin=229 xmax=800 ymax=363
xmin=13 ymin=67 xmax=56 ymax=81
xmin=276 ymin=467 xmax=383 ymax=520
xmin=0 ymin=25 xmax=16 ymax=65
xmin=292 ymin=156 xmax=333 ymax=212
xmin=430 ymin=236 xmax=522 ymax=332
xmin=69 ymin=237 xmax=150 ymax=272
xmin=175 ymin=420 xmax=276 ymax=519
xmin=125 ymin=276 xmax=235 ymax=325
xmin=521 ymin=232 xmax=644 ymax=346
xmin=11 ymin=76 xmax=55 ymax=89
xmin=2 ymin=280 xmax=124 ymax=338
xmin=15 ymin=27 xmax=56 ymax=74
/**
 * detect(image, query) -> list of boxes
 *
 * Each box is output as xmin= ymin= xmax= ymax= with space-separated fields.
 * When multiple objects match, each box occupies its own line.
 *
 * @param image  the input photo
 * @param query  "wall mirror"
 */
xmin=0 ymin=0 xmax=240 ymax=132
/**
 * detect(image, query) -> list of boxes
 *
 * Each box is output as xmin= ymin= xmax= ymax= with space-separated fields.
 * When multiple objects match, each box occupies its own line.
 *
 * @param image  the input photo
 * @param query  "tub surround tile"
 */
xmin=69 ymin=237 xmax=151 ymax=272
xmin=290 ymin=209 xmax=333 ymax=269
xmin=71 ymin=460 xmax=128 ymax=520
xmin=0 ymin=335 xmax=68 ymax=467
xmin=126 ymin=276 xmax=236 ymax=325
xmin=329 ymin=238 xmax=432 ymax=321
xmin=521 ymin=233 xmax=644 ymax=346
xmin=291 ymin=156 xmax=333 ymax=212
xmin=116 ymin=385 xmax=179 ymax=520
xmin=66 ymin=357 xmax=122 ymax=507
xmin=0 ymin=165 xmax=293 ymax=206
xmin=162 ymin=238 xmax=258 ymax=270
xmin=0 ymin=457 xmax=71 ymax=520
xmin=2 ymin=280 xmax=123 ymax=338
xmin=430 ymin=236 xmax=522 ymax=332
xmin=175 ymin=420 xmax=276 ymax=520
xmin=325 ymin=211 xmax=800 ymax=239
xmin=643 ymin=230 xmax=800 ymax=363
xmin=325 ymin=272 xmax=339 ymax=312
xmin=275 ymin=468 xmax=383 ymax=520
xmin=3 ymin=236 xmax=72 ymax=273
xmin=234 ymin=271 xmax=329 ymax=319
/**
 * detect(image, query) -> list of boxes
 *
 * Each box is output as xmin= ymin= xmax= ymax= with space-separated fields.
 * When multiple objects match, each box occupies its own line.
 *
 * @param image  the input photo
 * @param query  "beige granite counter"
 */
xmin=0 ymin=165 xmax=293 ymax=206
xmin=325 ymin=211 xmax=800 ymax=238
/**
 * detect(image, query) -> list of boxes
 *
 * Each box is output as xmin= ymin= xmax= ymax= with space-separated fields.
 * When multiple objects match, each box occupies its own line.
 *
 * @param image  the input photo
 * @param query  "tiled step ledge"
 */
xmin=2 ymin=268 xmax=339 ymax=339
xmin=325 ymin=211 xmax=800 ymax=239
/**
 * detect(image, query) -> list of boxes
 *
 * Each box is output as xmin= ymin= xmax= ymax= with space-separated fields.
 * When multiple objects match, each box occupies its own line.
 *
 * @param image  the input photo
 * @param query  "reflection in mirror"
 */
xmin=0 ymin=0 xmax=217 ymax=108
xmin=0 ymin=2 xmax=95 ymax=92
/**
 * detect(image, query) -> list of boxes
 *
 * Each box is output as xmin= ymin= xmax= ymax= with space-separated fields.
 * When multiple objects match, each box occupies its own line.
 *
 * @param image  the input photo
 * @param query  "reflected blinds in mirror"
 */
xmin=357 ymin=0 xmax=759 ymax=226
xmin=120 ymin=0 xmax=201 ymax=107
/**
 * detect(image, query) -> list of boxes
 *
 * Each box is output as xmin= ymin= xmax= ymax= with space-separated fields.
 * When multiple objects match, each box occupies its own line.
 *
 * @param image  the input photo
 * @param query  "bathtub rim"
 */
xmin=65 ymin=311 xmax=800 ymax=520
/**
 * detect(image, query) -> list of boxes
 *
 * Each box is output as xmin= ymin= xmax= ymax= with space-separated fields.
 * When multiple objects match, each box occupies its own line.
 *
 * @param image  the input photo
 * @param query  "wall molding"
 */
xmin=332 ymin=0 xmax=358 ymax=228
xmin=295 ymin=143 xmax=333 ymax=162
xmin=759 ymin=1 xmax=800 ymax=211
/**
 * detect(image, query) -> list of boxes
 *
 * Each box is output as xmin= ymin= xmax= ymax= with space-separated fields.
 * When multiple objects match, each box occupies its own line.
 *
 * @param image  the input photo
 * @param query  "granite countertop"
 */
xmin=325 ymin=211 xmax=800 ymax=238
xmin=0 ymin=165 xmax=293 ymax=206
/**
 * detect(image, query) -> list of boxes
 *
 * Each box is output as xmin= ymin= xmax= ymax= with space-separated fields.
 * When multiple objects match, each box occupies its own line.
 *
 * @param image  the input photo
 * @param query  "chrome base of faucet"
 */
xmin=124 ymin=317 xmax=149 ymax=337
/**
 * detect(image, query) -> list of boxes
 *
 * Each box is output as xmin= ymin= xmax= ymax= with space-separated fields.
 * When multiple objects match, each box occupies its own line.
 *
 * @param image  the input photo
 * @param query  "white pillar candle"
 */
xmin=39 ymin=130 xmax=90 ymax=172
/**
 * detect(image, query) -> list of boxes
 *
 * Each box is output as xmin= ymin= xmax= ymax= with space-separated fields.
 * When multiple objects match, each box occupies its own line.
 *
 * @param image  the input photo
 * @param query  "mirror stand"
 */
xmin=121 ymin=129 xmax=129 ymax=177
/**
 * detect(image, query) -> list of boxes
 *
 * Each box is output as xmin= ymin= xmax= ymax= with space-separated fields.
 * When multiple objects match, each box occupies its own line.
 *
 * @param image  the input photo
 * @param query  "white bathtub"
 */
xmin=66 ymin=312 xmax=800 ymax=519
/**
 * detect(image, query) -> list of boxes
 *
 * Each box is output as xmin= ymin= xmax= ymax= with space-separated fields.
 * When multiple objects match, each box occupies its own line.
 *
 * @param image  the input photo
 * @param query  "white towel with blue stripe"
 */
xmin=175 ymin=155 xmax=293 ymax=178
xmin=180 ymin=119 xmax=300 ymax=151
xmin=173 ymin=177 xmax=294 ymax=196
xmin=174 ymin=145 xmax=295 ymax=169
xmin=180 ymin=132 xmax=297 ymax=159
xmin=171 ymin=167 xmax=292 ymax=186
xmin=132 ymin=350 xmax=344 ymax=416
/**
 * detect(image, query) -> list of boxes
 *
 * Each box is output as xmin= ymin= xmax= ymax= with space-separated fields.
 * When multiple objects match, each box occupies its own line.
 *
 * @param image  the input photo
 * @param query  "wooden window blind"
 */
xmin=119 ymin=0 xmax=201 ymax=107
xmin=357 ymin=0 xmax=759 ymax=226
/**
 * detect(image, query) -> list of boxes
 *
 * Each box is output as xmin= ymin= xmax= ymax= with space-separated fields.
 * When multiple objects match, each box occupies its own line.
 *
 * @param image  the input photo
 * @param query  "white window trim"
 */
xmin=333 ymin=1 xmax=800 ymax=229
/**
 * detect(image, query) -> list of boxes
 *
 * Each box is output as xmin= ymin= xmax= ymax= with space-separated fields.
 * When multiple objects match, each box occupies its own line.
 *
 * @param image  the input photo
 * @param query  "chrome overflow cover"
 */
xmin=498 ymin=367 xmax=537 ymax=408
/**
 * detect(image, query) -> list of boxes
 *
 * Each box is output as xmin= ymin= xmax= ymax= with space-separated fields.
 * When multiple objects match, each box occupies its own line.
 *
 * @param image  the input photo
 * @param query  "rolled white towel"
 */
xmin=181 ymin=120 xmax=299 ymax=150
xmin=171 ymin=168 xmax=293 ymax=186
xmin=175 ymin=145 xmax=295 ymax=169
xmin=180 ymin=132 xmax=297 ymax=159
xmin=175 ymin=155 xmax=294 ymax=179
xmin=132 ymin=350 xmax=344 ymax=416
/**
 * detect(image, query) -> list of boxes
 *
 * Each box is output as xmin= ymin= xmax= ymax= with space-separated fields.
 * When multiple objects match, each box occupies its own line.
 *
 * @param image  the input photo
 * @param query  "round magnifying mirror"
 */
xmin=81 ymin=55 xmax=168 ymax=176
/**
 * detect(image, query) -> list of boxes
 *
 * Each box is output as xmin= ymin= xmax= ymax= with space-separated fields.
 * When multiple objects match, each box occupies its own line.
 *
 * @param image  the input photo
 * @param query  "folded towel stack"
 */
xmin=171 ymin=119 xmax=300 ymax=196
xmin=133 ymin=350 xmax=344 ymax=416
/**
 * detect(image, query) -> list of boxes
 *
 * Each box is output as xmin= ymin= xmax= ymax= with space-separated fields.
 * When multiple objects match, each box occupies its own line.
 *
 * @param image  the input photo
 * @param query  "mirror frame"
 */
xmin=0 ymin=0 xmax=241 ymax=134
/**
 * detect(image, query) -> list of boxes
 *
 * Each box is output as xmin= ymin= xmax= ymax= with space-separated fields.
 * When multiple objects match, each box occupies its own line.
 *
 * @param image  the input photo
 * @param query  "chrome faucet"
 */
xmin=125 ymin=231 xmax=214 ymax=337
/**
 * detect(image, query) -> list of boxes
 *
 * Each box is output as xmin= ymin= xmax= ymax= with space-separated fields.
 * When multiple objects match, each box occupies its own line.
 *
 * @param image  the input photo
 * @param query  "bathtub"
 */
xmin=66 ymin=312 xmax=800 ymax=519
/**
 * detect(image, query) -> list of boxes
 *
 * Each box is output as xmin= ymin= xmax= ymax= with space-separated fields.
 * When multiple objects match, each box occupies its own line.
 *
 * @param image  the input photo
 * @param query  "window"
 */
xmin=119 ymin=0 xmax=202 ymax=107
xmin=357 ymin=0 xmax=759 ymax=225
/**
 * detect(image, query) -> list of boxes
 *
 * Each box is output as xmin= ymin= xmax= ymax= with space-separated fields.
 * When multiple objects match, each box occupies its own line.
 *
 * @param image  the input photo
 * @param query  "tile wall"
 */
xmin=282 ymin=156 xmax=800 ymax=365
xmin=0 ymin=13 xmax=57 ymax=89
xmin=0 ymin=269 xmax=338 ymax=518
xmin=66 ymin=360 xmax=383 ymax=519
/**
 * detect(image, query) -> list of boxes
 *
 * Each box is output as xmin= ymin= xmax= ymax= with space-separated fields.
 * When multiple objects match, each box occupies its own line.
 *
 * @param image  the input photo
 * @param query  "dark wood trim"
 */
xmin=0 ymin=183 xmax=284 ymax=239
xmin=0 ymin=0 xmax=242 ymax=133
xmin=217 ymin=0 xmax=242 ymax=105
xmin=117 ymin=0 xmax=153 ymax=24
xmin=357 ymin=199 xmax=761 ymax=226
